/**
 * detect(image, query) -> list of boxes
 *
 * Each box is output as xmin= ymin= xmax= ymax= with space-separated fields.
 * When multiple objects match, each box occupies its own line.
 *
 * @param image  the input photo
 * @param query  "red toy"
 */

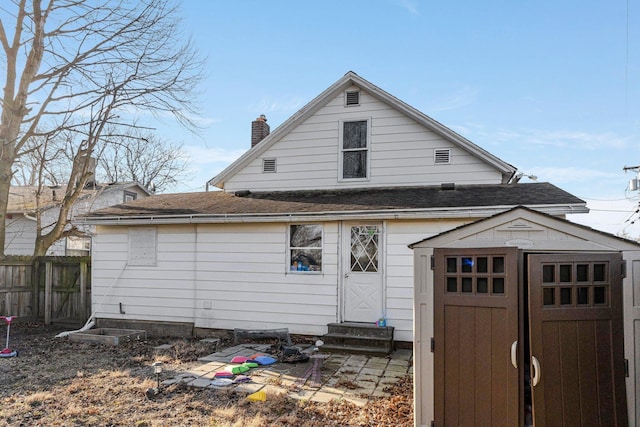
xmin=0 ymin=316 xmax=17 ymax=358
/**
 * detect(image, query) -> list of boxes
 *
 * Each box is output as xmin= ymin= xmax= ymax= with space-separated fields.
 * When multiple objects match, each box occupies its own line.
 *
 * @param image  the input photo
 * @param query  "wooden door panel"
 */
xmin=528 ymin=253 xmax=628 ymax=427
xmin=434 ymin=247 xmax=519 ymax=427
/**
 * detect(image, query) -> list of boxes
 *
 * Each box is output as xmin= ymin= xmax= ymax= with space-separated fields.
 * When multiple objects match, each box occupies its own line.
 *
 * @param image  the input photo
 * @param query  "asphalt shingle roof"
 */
xmin=85 ymin=182 xmax=585 ymax=219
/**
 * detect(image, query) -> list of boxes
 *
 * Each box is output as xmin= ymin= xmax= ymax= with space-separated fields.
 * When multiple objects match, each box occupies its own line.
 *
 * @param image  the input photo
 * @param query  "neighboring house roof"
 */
xmin=82 ymin=182 xmax=587 ymax=225
xmin=7 ymin=182 xmax=151 ymax=214
xmin=208 ymin=71 xmax=517 ymax=190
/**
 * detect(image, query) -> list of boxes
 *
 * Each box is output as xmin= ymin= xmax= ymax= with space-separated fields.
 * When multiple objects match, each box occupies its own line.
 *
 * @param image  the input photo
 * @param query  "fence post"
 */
xmin=44 ymin=261 xmax=52 ymax=325
xmin=31 ymin=259 xmax=39 ymax=321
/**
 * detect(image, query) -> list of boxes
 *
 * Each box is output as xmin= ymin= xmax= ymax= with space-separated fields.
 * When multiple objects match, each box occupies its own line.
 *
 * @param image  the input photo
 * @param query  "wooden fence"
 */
xmin=0 ymin=256 xmax=91 ymax=325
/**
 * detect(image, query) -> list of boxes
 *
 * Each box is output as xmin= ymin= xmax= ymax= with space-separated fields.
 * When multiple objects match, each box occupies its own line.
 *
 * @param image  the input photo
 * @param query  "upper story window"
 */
xmin=340 ymin=120 xmax=369 ymax=180
xmin=124 ymin=191 xmax=137 ymax=202
xmin=289 ymin=224 xmax=322 ymax=272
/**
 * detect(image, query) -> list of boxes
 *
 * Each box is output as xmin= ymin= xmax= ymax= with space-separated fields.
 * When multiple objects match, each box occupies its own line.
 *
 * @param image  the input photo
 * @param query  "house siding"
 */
xmin=223 ymin=89 xmax=503 ymax=192
xmin=91 ymin=226 xmax=196 ymax=323
xmin=5 ymin=185 xmax=149 ymax=256
xmin=92 ymin=219 xmax=469 ymax=342
xmin=193 ymin=222 xmax=340 ymax=335
xmin=5 ymin=216 xmax=37 ymax=255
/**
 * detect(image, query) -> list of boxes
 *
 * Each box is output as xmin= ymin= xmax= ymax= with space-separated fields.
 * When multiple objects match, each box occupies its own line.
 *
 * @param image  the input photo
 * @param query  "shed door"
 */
xmin=528 ymin=253 xmax=628 ymax=426
xmin=434 ymin=247 xmax=520 ymax=426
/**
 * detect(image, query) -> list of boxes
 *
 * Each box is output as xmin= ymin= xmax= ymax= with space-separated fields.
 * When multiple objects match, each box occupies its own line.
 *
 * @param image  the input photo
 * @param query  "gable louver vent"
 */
xmin=346 ymin=91 xmax=360 ymax=106
xmin=434 ymin=149 xmax=451 ymax=164
xmin=262 ymin=158 xmax=277 ymax=173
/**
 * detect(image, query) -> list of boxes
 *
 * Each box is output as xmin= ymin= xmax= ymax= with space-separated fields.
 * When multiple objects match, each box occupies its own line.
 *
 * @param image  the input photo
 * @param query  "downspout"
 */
xmin=192 ymin=223 xmax=198 ymax=333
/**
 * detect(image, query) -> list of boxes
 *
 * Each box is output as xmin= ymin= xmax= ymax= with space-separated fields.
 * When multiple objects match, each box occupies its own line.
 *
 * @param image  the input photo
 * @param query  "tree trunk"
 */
xmin=0 ymin=139 xmax=17 ymax=258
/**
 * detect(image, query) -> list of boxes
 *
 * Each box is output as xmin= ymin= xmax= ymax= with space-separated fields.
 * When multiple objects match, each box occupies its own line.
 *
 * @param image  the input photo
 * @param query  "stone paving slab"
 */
xmin=166 ymin=343 xmax=412 ymax=405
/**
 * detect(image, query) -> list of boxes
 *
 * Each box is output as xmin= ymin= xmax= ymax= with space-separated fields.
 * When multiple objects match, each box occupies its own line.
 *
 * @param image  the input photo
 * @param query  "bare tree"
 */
xmin=0 ymin=0 xmax=204 ymax=257
xmin=97 ymin=128 xmax=191 ymax=193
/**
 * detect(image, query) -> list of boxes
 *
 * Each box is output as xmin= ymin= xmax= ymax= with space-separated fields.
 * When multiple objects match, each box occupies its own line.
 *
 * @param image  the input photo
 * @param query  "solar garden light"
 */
xmin=152 ymin=361 xmax=163 ymax=389
xmin=146 ymin=361 xmax=163 ymax=398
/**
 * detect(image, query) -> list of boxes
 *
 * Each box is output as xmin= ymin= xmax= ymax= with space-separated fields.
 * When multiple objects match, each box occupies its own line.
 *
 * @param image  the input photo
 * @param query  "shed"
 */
xmin=411 ymin=206 xmax=640 ymax=426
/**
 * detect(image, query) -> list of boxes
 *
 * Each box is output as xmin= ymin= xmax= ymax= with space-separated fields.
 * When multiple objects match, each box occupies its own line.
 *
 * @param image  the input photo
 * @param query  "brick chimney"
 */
xmin=251 ymin=114 xmax=270 ymax=147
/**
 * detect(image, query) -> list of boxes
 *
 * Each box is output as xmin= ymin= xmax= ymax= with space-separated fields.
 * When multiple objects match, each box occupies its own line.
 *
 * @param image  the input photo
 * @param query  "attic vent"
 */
xmin=346 ymin=91 xmax=360 ymax=106
xmin=262 ymin=158 xmax=277 ymax=173
xmin=434 ymin=148 xmax=451 ymax=164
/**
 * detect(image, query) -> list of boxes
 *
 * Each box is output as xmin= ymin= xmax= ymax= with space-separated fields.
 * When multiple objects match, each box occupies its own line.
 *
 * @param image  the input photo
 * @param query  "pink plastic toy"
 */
xmin=0 ymin=316 xmax=17 ymax=358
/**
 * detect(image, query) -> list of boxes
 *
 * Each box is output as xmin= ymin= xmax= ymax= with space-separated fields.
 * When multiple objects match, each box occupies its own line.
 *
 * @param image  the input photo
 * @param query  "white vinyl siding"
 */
xmin=4 ymin=216 xmax=37 ymax=255
xmin=91 ymin=223 xmax=341 ymax=336
xmin=224 ymin=88 xmax=503 ymax=192
xmin=91 ymin=226 xmax=198 ymax=324
xmin=91 ymin=219 xmax=471 ymax=342
xmin=383 ymin=219 xmax=468 ymax=341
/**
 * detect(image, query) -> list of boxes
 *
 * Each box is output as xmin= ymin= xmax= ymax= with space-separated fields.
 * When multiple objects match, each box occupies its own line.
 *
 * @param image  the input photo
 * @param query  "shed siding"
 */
xmin=224 ymin=90 xmax=503 ymax=192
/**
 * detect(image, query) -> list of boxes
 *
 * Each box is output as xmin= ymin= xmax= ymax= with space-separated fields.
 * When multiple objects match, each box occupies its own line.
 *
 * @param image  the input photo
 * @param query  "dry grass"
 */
xmin=0 ymin=322 xmax=413 ymax=426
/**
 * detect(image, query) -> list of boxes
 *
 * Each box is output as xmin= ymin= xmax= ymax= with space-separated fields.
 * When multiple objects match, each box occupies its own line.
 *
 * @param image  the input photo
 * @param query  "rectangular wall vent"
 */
xmin=262 ymin=158 xmax=277 ymax=173
xmin=346 ymin=91 xmax=360 ymax=106
xmin=434 ymin=148 xmax=451 ymax=164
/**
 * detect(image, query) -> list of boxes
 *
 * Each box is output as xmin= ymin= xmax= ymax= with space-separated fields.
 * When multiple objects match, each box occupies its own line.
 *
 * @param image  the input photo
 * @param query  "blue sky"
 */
xmin=161 ymin=1 xmax=640 ymax=237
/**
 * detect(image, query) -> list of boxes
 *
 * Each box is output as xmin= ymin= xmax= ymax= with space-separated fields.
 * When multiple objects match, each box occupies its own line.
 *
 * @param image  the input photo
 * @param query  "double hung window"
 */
xmin=341 ymin=120 xmax=369 ymax=179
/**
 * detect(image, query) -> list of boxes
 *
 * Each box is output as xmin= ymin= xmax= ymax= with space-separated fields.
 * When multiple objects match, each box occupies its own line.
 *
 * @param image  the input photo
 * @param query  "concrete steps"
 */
xmin=321 ymin=322 xmax=394 ymax=355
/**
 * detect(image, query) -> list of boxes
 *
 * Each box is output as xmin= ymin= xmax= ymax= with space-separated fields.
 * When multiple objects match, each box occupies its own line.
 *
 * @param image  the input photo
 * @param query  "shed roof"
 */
xmin=82 ymin=182 xmax=587 ymax=224
xmin=409 ymin=205 xmax=640 ymax=251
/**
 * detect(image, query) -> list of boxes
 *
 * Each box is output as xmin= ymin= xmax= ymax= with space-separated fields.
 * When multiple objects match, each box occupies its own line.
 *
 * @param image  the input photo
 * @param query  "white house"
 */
xmin=81 ymin=72 xmax=639 ymax=424
xmin=83 ymin=71 xmax=586 ymax=344
xmin=6 ymin=182 xmax=150 ymax=256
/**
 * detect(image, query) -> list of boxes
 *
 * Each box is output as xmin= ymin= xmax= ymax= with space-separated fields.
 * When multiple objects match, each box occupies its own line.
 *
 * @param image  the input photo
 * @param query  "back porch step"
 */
xmin=321 ymin=322 xmax=394 ymax=355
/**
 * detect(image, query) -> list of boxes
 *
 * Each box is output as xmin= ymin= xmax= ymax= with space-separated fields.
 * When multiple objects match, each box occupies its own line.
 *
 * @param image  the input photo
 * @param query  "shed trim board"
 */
xmin=412 ymin=207 xmax=640 ymax=426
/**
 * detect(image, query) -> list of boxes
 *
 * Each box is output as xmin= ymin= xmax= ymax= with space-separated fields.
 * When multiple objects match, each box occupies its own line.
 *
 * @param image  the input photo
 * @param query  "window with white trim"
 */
xmin=340 ymin=120 xmax=369 ymax=179
xmin=289 ymin=224 xmax=322 ymax=272
xmin=124 ymin=191 xmax=137 ymax=202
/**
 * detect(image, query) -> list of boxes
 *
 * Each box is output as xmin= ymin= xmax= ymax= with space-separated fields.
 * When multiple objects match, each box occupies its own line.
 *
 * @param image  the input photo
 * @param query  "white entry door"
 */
xmin=343 ymin=223 xmax=383 ymax=322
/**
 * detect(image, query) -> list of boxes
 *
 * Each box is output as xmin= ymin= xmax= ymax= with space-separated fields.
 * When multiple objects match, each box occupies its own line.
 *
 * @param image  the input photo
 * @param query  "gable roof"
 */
xmin=82 ymin=182 xmax=586 ymax=225
xmin=8 ymin=182 xmax=151 ymax=214
xmin=207 ymin=71 xmax=517 ymax=190
xmin=409 ymin=205 xmax=640 ymax=251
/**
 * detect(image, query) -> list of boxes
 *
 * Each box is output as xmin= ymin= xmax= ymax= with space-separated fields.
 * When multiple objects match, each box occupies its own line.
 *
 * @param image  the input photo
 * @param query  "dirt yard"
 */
xmin=0 ymin=322 xmax=413 ymax=426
